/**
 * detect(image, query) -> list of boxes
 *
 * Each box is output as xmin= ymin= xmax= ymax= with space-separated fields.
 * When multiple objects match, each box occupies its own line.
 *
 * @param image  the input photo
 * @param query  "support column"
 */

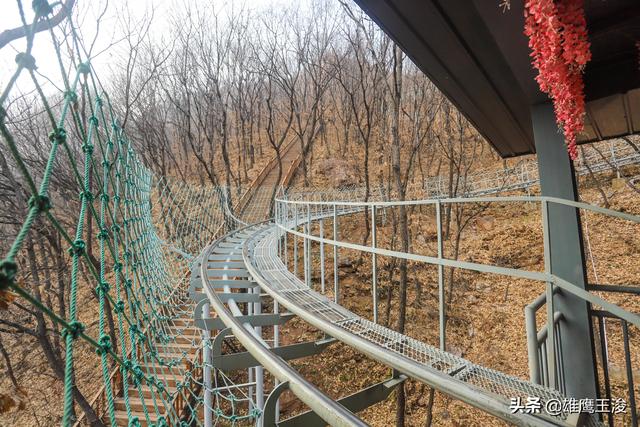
xmin=203 ymin=303 xmax=213 ymax=427
xmin=532 ymin=103 xmax=597 ymax=400
xmin=254 ymin=286 xmax=264 ymax=409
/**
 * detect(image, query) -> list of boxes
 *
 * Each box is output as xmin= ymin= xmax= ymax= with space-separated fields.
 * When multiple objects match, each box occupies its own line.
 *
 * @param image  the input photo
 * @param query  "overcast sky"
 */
xmin=0 ymin=0 xmax=311 ymax=96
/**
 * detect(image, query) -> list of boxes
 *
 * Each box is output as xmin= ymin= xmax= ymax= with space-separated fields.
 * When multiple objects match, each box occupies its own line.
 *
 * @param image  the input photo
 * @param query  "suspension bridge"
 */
xmin=1 ymin=2 xmax=640 ymax=427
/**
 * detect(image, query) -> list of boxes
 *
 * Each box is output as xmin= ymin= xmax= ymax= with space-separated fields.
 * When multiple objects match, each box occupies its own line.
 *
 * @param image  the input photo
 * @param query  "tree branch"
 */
xmin=0 ymin=0 xmax=76 ymax=50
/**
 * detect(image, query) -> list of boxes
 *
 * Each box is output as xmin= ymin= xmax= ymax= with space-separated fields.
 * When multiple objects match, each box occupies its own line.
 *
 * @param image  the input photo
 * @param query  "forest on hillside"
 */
xmin=0 ymin=1 xmax=639 ymax=426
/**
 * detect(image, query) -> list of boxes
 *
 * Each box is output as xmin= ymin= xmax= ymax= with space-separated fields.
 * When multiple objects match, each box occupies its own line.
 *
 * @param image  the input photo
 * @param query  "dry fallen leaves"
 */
xmin=0 ymin=290 xmax=16 ymax=310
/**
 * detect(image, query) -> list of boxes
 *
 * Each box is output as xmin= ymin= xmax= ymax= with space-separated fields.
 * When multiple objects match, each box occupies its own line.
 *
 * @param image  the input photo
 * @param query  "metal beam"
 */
xmin=210 ymin=279 xmax=257 ymax=288
xmin=197 ymin=313 xmax=295 ymax=330
xmin=207 ymin=261 xmax=246 ymax=269
xmin=216 ymin=292 xmax=264 ymax=303
xmin=532 ymin=102 xmax=598 ymax=400
xmin=192 ymin=292 xmax=266 ymax=304
xmin=278 ymin=375 xmax=406 ymax=427
xmin=207 ymin=269 xmax=249 ymax=277
xmin=194 ymin=298 xmax=296 ymax=329
xmin=213 ymin=338 xmax=336 ymax=371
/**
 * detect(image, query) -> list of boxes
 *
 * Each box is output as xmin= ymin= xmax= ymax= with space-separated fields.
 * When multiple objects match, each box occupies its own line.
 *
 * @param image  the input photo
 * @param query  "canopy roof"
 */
xmin=353 ymin=0 xmax=640 ymax=157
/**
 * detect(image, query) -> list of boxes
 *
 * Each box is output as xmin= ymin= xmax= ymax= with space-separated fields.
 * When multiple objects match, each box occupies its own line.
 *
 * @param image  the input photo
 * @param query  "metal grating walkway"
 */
xmin=195 ymin=223 xmax=369 ymax=427
xmin=243 ymin=223 xmax=601 ymax=427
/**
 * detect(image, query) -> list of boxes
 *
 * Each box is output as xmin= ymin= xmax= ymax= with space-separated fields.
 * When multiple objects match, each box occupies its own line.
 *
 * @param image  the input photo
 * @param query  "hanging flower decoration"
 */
xmin=524 ymin=0 xmax=591 ymax=160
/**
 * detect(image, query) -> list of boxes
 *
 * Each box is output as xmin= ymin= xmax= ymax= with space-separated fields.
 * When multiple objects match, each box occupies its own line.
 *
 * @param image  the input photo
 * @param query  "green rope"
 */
xmin=0 ymin=3 xmax=260 ymax=426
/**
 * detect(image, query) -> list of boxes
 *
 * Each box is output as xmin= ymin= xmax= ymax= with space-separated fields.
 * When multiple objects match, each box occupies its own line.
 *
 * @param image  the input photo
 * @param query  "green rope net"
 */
xmin=0 ymin=2 xmax=258 ymax=425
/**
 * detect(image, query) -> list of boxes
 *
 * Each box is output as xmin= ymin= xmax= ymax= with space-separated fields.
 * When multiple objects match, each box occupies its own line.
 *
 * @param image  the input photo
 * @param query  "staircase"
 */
xmin=73 ymin=291 xmax=201 ymax=427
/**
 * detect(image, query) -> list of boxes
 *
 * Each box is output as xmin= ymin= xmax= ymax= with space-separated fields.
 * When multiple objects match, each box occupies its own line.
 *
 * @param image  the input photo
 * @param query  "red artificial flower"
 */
xmin=524 ymin=0 xmax=591 ymax=160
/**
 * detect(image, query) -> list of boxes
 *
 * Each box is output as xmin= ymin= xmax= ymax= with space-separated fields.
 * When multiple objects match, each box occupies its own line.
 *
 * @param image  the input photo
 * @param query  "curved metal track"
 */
xmin=194 ymin=223 xmax=368 ymax=427
xmin=243 ymin=221 xmax=571 ymax=427
xmin=195 ymin=212 xmax=611 ymax=426
xmin=195 ymin=186 xmax=640 ymax=425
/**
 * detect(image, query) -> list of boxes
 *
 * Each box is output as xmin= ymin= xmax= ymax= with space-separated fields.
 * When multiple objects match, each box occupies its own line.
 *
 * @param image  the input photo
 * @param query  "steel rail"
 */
xmin=199 ymin=223 xmax=368 ymax=427
xmin=276 ymin=199 xmax=640 ymax=328
xmin=247 ymin=193 xmax=640 ymax=425
xmin=243 ymin=224 xmax=571 ymax=427
xmin=275 ymin=194 xmax=640 ymax=225
xmin=285 ymin=140 xmax=639 ymax=204
xmin=195 ymin=180 xmax=637 ymax=425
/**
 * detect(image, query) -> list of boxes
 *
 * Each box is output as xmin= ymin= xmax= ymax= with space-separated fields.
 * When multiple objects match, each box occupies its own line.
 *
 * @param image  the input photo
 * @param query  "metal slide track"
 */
xmin=193 ymin=211 xmax=607 ymax=426
xmin=188 ymin=144 xmax=640 ymax=425
xmin=192 ymin=223 xmax=373 ymax=427
xmin=287 ymin=140 xmax=640 ymax=204
xmin=242 ymin=221 xmax=593 ymax=427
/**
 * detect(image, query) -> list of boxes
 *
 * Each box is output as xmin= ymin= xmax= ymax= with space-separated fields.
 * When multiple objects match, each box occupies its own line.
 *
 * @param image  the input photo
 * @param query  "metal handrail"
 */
xmin=284 ymin=139 xmax=640 ymax=204
xmin=199 ymin=223 xmax=367 ymax=427
xmin=275 ymin=196 xmax=640 ymax=329
xmin=271 ymin=194 xmax=639 ymax=425
xmin=276 ymin=193 xmax=640 ymax=221
xmin=248 ymin=208 xmax=573 ymax=425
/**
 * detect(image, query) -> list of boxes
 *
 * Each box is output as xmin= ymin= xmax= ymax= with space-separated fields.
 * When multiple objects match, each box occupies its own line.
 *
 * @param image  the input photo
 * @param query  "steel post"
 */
xmin=436 ymin=201 xmax=445 ymax=351
xmin=203 ymin=302 xmax=213 ymax=427
xmin=284 ymin=203 xmax=288 ymax=268
xmin=254 ymin=285 xmax=264 ymax=409
xmin=622 ymin=322 xmax=638 ymax=426
xmin=306 ymin=203 xmax=312 ymax=288
xmin=273 ymin=300 xmax=280 ymax=422
xmin=541 ymin=200 xmax=556 ymax=390
xmin=532 ymin=102 xmax=597 ymax=400
xmin=277 ymin=202 xmax=281 ymax=257
xmin=525 ymin=304 xmax=540 ymax=384
xmin=294 ymin=204 xmax=298 ymax=277
xmin=319 ymin=217 xmax=325 ymax=293
xmin=371 ymin=205 xmax=378 ymax=323
xmin=304 ymin=210 xmax=309 ymax=287
xmin=333 ymin=204 xmax=339 ymax=304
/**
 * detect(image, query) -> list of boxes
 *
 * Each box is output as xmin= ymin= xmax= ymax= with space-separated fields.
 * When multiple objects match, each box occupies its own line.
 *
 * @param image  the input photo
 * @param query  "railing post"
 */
xmin=319 ymin=216 xmax=326 ymax=294
xmin=371 ymin=205 xmax=378 ymax=323
xmin=525 ymin=304 xmax=540 ymax=384
xmin=203 ymin=302 xmax=213 ymax=427
xmin=436 ymin=200 xmax=446 ymax=351
xmin=254 ymin=285 xmax=264 ymax=409
xmin=294 ymin=203 xmax=298 ymax=278
xmin=609 ymin=141 xmax=620 ymax=178
xmin=333 ymin=203 xmax=339 ymax=304
xmin=305 ymin=203 xmax=311 ymax=288
xmin=541 ymin=200 xmax=557 ymax=390
xmin=284 ymin=203 xmax=288 ymax=268
xmin=276 ymin=202 xmax=280 ymax=257
xmin=273 ymin=299 xmax=280 ymax=422
xmin=622 ymin=321 xmax=638 ymax=426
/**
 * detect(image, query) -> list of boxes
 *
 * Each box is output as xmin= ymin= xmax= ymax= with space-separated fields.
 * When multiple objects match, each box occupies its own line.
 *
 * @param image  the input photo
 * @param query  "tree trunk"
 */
xmin=391 ymin=44 xmax=407 ymax=427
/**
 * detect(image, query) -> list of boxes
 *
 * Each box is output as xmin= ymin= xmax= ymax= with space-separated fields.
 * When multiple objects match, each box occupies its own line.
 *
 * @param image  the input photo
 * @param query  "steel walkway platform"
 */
xmin=242 ymin=222 xmax=593 ymax=426
xmin=194 ymin=208 xmax=616 ymax=426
